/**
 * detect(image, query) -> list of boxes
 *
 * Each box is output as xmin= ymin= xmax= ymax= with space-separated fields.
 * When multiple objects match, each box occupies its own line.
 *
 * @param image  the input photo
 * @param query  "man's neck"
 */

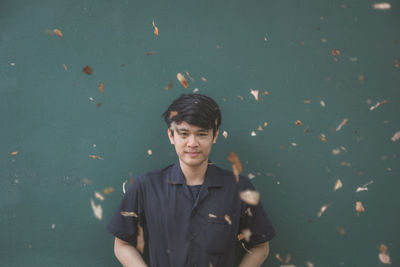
xmin=179 ymin=159 xmax=208 ymax=186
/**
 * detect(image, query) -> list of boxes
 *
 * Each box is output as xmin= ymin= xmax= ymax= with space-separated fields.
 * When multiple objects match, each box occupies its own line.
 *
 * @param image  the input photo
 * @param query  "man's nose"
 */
xmin=187 ymin=135 xmax=198 ymax=146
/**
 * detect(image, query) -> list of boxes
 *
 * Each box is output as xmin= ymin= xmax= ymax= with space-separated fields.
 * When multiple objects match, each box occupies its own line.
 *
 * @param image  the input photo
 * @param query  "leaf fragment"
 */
xmin=53 ymin=29 xmax=63 ymax=39
xmin=177 ymin=73 xmax=188 ymax=88
xmin=250 ymin=89 xmax=259 ymax=101
xmin=98 ymin=82 xmax=104 ymax=93
xmin=240 ymin=190 xmax=260 ymax=206
xmin=334 ymin=179 xmax=343 ymax=191
xmin=90 ymin=198 xmax=103 ymax=221
xmin=83 ymin=65 xmax=92 ymax=75
xmin=227 ymin=152 xmax=243 ymax=182
xmin=224 ymin=214 xmax=232 ymax=224
xmin=336 ymin=118 xmax=348 ymax=131
xmin=120 ymin=211 xmax=138 ymax=217
xmin=152 ymin=20 xmax=159 ymax=36
xmin=355 ymin=201 xmax=365 ymax=213
xmin=103 ymin=187 xmax=114 ymax=194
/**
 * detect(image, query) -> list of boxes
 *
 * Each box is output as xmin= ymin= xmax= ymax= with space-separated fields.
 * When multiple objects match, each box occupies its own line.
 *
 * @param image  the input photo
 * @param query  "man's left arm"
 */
xmin=238 ymin=241 xmax=270 ymax=267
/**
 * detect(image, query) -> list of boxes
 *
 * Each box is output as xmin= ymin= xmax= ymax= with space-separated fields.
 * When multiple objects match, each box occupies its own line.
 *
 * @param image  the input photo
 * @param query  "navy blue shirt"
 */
xmin=107 ymin=161 xmax=276 ymax=267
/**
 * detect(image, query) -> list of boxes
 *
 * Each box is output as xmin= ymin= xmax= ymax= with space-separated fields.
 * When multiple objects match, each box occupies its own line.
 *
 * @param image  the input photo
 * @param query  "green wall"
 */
xmin=1 ymin=0 xmax=399 ymax=266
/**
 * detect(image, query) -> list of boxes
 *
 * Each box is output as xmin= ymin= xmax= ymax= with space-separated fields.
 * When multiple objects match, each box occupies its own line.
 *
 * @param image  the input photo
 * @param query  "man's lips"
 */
xmin=185 ymin=151 xmax=201 ymax=156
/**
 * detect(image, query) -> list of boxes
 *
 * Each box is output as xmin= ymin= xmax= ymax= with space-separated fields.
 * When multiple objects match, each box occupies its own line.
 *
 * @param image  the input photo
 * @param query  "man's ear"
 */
xmin=212 ymin=129 xmax=219 ymax=144
xmin=168 ymin=129 xmax=175 ymax=145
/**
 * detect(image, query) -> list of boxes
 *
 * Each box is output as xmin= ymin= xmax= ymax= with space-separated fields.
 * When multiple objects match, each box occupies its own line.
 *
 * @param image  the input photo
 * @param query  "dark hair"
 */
xmin=162 ymin=94 xmax=222 ymax=136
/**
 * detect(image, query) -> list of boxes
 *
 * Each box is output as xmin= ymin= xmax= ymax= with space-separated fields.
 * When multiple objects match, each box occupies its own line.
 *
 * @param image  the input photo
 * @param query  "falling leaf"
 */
xmin=165 ymin=81 xmax=173 ymax=91
xmin=83 ymin=65 xmax=92 ymax=75
xmin=241 ymin=228 xmax=252 ymax=242
xmin=336 ymin=118 xmax=349 ymax=131
xmin=240 ymin=190 xmax=260 ymax=206
xmin=291 ymin=142 xmax=297 ymax=147
xmin=53 ymin=29 xmax=63 ymax=39
xmin=257 ymin=125 xmax=263 ymax=131
xmin=83 ymin=177 xmax=92 ymax=184
xmin=177 ymin=73 xmax=188 ymax=88
xmin=356 ymin=180 xmax=373 ymax=192
xmin=227 ymin=152 xmax=243 ymax=182
xmin=62 ymin=64 xmax=68 ymax=71
xmin=98 ymin=82 xmax=104 ymax=93
xmin=89 ymin=155 xmax=103 ymax=160
xmin=185 ymin=71 xmax=194 ymax=82
xmin=208 ymin=213 xmax=217 ymax=218
xmin=224 ymin=214 xmax=232 ymax=224
xmin=306 ymin=261 xmax=315 ymax=267
xmin=317 ymin=203 xmax=331 ymax=217
xmin=251 ymin=131 xmax=256 ymax=136
xmin=95 ymin=191 xmax=104 ymax=201
xmin=275 ymin=254 xmax=284 ymax=262
xmin=295 ymin=120 xmax=303 ymax=126
xmin=304 ymin=100 xmax=311 ymax=104
xmin=201 ymin=77 xmax=207 ymax=82
xmin=137 ymin=224 xmax=145 ymax=254
xmin=97 ymin=102 xmax=102 ymax=107
xmin=340 ymin=161 xmax=351 ymax=167
xmin=390 ymin=131 xmax=400 ymax=142
xmin=90 ymin=198 xmax=103 ymax=220
xmin=152 ymin=20 xmax=159 ymax=36
xmin=331 ymin=49 xmax=340 ymax=56
xmin=378 ymin=244 xmax=392 ymax=264
xmin=103 ymin=187 xmax=114 ymax=194
xmin=10 ymin=151 xmax=19 ymax=156
xmin=250 ymin=89 xmax=259 ymax=101
xmin=336 ymin=226 xmax=346 ymax=236
xmin=122 ymin=180 xmax=128 ymax=194
xmin=145 ymin=51 xmax=155 ymax=56
xmin=120 ymin=211 xmax=138 ymax=217
xmin=51 ymin=224 xmax=56 ymax=229
xmin=369 ymin=100 xmax=387 ymax=111
xmin=169 ymin=111 xmax=178 ymax=119
xmin=358 ymin=74 xmax=365 ymax=83
xmin=332 ymin=149 xmax=341 ymax=155
xmin=334 ymin=179 xmax=343 ymax=191
xmin=355 ymin=201 xmax=365 ymax=213
xmin=222 ymin=131 xmax=228 ymax=138
xmin=264 ymin=122 xmax=268 ymax=127
xmin=373 ymin=3 xmax=391 ymax=10
xmin=320 ymin=100 xmax=326 ymax=107
xmin=318 ymin=135 xmax=328 ymax=142
xmin=147 ymin=150 xmax=152 ymax=155
xmin=248 ymin=173 xmax=255 ymax=179
xmin=245 ymin=207 xmax=253 ymax=216
xmin=395 ymin=59 xmax=399 ymax=68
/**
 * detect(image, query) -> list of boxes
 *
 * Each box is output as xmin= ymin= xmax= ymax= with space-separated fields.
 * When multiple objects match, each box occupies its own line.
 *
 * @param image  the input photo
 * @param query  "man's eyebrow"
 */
xmin=176 ymin=128 xmax=209 ymax=133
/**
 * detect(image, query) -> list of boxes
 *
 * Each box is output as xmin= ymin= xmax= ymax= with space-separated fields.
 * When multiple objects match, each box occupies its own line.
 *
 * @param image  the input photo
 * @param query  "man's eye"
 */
xmin=179 ymin=132 xmax=189 ymax=136
xmin=198 ymin=133 xmax=208 ymax=137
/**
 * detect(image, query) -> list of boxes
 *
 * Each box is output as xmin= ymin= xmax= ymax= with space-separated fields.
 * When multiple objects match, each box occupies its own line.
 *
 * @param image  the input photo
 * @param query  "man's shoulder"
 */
xmin=135 ymin=163 xmax=175 ymax=184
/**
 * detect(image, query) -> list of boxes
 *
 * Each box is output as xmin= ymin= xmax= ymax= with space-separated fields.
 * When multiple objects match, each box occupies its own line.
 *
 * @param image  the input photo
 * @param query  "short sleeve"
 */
xmin=238 ymin=177 xmax=276 ymax=248
xmin=107 ymin=177 xmax=146 ymax=246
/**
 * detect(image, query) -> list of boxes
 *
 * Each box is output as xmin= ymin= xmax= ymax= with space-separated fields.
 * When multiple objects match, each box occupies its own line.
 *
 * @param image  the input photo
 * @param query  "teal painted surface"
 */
xmin=1 ymin=0 xmax=399 ymax=266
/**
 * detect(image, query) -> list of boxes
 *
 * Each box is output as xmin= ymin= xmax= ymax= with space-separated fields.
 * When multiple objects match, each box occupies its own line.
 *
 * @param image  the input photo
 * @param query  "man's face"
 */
xmin=168 ymin=121 xmax=219 ymax=168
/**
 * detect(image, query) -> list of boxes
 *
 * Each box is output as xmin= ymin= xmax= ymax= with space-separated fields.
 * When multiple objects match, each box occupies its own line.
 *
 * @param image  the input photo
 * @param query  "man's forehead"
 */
xmin=172 ymin=121 xmax=211 ymax=132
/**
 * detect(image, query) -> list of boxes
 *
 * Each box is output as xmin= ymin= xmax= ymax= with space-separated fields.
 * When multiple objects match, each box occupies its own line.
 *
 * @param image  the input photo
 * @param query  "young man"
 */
xmin=107 ymin=94 xmax=276 ymax=267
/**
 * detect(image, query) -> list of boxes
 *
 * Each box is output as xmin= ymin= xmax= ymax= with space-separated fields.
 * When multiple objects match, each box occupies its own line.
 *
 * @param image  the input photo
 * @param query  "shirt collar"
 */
xmin=167 ymin=161 xmax=223 ymax=187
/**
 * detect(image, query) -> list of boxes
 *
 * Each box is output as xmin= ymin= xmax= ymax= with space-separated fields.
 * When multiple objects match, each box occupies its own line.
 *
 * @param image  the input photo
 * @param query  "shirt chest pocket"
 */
xmin=206 ymin=219 xmax=231 ymax=254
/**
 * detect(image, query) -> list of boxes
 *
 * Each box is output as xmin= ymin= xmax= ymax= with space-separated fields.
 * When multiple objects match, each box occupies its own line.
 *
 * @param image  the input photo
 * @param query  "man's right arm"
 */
xmin=114 ymin=237 xmax=147 ymax=267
